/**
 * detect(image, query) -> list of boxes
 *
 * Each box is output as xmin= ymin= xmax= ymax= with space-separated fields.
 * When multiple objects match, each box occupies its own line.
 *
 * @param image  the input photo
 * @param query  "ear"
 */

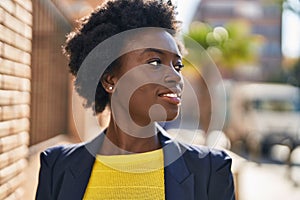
xmin=101 ymin=73 xmax=117 ymax=93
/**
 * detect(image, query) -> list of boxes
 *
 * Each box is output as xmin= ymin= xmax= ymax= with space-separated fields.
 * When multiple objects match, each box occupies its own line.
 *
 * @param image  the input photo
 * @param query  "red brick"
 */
xmin=15 ymin=4 xmax=32 ymax=26
xmin=0 ymin=59 xmax=31 ymax=79
xmin=0 ymin=159 xmax=27 ymax=184
xmin=22 ymin=52 xmax=31 ymax=65
xmin=0 ymin=58 xmax=11 ymax=75
xmin=13 ymin=63 xmax=31 ymax=79
xmin=15 ymin=34 xmax=31 ymax=52
xmin=0 ymin=7 xmax=4 ymax=24
xmin=3 ymin=12 xmax=27 ymax=39
xmin=0 ymin=0 xmax=15 ymax=14
xmin=0 ymin=75 xmax=30 ymax=91
xmin=0 ymin=42 xmax=2 ymax=56
xmin=0 ymin=24 xmax=15 ymax=45
xmin=2 ymin=44 xmax=21 ymax=63
xmin=24 ymin=25 xmax=32 ymax=39
xmin=15 ymin=0 xmax=32 ymax=13
xmin=0 ymin=90 xmax=30 ymax=106
xmin=0 ymin=145 xmax=28 ymax=169
xmin=0 ymin=24 xmax=32 ymax=52
xmin=2 ymin=44 xmax=30 ymax=65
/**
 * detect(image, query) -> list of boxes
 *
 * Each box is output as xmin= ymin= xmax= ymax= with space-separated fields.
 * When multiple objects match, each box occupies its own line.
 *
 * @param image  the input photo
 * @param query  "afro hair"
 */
xmin=63 ymin=0 xmax=179 ymax=114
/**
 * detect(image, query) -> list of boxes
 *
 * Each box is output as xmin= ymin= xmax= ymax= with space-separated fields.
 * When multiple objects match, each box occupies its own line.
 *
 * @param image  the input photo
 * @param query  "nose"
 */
xmin=164 ymin=65 xmax=182 ymax=84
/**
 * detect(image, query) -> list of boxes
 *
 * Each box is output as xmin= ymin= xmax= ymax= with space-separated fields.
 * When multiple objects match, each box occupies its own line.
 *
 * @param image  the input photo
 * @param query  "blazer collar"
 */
xmin=159 ymin=133 xmax=195 ymax=200
xmin=57 ymin=133 xmax=105 ymax=200
xmin=59 ymin=130 xmax=194 ymax=200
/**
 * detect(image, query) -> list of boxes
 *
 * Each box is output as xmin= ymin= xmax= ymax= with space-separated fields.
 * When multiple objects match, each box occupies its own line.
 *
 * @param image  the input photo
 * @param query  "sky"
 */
xmin=282 ymin=7 xmax=300 ymax=58
xmin=176 ymin=0 xmax=300 ymax=58
xmin=176 ymin=0 xmax=200 ymax=32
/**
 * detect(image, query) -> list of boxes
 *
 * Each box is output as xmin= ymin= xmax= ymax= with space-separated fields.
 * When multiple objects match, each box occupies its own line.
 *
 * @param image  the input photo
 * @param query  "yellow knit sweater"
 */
xmin=83 ymin=148 xmax=165 ymax=200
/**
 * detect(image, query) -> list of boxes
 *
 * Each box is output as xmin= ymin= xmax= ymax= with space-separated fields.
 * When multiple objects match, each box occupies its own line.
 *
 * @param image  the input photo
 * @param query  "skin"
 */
xmin=99 ymin=30 xmax=184 ymax=155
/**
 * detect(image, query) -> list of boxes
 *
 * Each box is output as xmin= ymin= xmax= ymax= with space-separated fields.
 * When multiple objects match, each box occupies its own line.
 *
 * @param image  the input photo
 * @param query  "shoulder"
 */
xmin=160 ymin=132 xmax=232 ymax=168
xmin=183 ymin=144 xmax=231 ymax=161
xmin=39 ymin=132 xmax=105 ymax=171
xmin=182 ymin=144 xmax=232 ymax=171
xmin=184 ymin=145 xmax=235 ymax=197
xmin=39 ymin=143 xmax=86 ymax=169
xmin=208 ymin=148 xmax=232 ymax=164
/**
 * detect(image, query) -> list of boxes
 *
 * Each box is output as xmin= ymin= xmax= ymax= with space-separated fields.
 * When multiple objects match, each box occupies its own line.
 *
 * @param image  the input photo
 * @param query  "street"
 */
xmin=238 ymin=162 xmax=300 ymax=200
xmin=237 ymin=146 xmax=300 ymax=200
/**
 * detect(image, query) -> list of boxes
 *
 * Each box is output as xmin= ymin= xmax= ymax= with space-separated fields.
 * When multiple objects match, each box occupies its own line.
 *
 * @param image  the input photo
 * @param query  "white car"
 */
xmin=226 ymin=82 xmax=300 ymax=155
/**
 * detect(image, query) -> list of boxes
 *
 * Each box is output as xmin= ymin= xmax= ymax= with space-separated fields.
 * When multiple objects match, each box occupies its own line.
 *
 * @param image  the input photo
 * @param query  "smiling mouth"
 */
xmin=158 ymin=92 xmax=181 ymax=105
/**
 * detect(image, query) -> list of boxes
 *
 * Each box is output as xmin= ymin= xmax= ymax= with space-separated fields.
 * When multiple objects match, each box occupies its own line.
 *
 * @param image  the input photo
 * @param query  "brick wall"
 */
xmin=30 ymin=0 xmax=71 ymax=145
xmin=0 ymin=0 xmax=32 ymax=199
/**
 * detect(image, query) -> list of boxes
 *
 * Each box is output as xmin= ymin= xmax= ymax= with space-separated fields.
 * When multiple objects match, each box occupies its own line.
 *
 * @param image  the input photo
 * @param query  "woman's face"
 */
xmin=111 ymin=30 xmax=184 ymax=126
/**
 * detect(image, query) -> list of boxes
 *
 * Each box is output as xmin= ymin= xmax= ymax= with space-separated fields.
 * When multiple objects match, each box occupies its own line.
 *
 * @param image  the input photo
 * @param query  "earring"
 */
xmin=108 ymin=86 xmax=113 ymax=90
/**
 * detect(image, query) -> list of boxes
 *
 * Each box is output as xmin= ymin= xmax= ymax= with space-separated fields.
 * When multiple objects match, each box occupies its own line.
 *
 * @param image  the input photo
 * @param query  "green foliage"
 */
xmin=187 ymin=21 xmax=212 ymax=49
xmin=185 ymin=20 xmax=263 ymax=69
xmin=287 ymin=59 xmax=300 ymax=87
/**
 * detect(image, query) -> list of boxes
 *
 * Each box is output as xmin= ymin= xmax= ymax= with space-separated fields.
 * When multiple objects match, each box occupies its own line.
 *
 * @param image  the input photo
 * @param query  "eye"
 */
xmin=174 ymin=63 xmax=184 ymax=72
xmin=148 ymin=59 xmax=161 ymax=66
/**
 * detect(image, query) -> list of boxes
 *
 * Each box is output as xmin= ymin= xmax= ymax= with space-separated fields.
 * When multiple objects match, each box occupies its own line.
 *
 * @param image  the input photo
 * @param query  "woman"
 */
xmin=35 ymin=0 xmax=235 ymax=199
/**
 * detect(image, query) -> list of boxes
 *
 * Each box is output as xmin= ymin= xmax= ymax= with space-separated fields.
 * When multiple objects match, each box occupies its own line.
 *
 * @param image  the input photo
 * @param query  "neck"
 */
xmin=99 ymin=115 xmax=161 ymax=155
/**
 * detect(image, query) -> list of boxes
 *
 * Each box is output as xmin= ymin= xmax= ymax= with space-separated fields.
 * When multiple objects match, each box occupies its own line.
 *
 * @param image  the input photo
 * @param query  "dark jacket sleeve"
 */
xmin=208 ymin=150 xmax=235 ymax=200
xmin=35 ymin=147 xmax=62 ymax=200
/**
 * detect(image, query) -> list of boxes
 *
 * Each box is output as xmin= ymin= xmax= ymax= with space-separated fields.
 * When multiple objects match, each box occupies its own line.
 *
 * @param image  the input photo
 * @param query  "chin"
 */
xmin=165 ymin=111 xmax=180 ymax=121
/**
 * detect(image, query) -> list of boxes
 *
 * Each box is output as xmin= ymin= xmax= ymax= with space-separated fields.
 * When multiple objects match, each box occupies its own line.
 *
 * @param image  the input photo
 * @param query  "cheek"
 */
xmin=129 ymin=85 xmax=156 ymax=110
xmin=128 ymin=85 xmax=180 ymax=123
xmin=127 ymin=86 xmax=155 ymax=126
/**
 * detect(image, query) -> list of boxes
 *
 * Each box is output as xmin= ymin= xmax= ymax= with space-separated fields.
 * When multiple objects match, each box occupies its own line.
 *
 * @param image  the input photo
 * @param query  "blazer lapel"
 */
xmin=57 ymin=133 xmax=105 ymax=200
xmin=160 ymin=134 xmax=195 ymax=200
xmin=56 ymin=131 xmax=195 ymax=200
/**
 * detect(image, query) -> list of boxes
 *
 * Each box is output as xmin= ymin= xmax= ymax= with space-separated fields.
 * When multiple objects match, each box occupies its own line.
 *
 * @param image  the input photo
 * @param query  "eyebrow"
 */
xmin=140 ymin=48 xmax=182 ymax=59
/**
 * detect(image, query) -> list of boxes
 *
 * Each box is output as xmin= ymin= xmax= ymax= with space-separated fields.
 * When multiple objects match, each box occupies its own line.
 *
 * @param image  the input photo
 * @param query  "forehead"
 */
xmin=121 ymin=29 xmax=181 ymax=57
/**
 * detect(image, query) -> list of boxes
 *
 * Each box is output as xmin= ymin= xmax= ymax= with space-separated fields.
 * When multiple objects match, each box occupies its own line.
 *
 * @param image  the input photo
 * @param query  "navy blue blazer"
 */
xmin=35 ymin=132 xmax=235 ymax=200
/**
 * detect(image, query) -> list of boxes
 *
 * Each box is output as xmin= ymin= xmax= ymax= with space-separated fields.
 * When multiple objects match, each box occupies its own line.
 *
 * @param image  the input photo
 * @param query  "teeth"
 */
xmin=162 ymin=93 xmax=178 ymax=98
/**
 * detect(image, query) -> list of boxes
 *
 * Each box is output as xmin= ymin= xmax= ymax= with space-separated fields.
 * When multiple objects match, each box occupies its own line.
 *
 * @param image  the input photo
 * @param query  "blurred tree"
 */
xmin=183 ymin=20 xmax=262 ymax=133
xmin=287 ymin=59 xmax=300 ymax=87
xmin=186 ymin=20 xmax=262 ymax=70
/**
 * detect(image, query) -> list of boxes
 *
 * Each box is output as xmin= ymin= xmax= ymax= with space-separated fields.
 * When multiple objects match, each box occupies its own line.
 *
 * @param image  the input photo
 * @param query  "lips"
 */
xmin=158 ymin=90 xmax=182 ymax=105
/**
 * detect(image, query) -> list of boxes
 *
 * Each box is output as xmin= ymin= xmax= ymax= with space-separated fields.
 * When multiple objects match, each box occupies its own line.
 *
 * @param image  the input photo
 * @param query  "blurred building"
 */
xmin=193 ymin=0 xmax=282 ymax=80
xmin=30 ymin=0 xmax=72 ymax=145
xmin=0 ymin=0 xmax=72 ymax=198
xmin=0 ymin=0 xmax=32 ymax=198
xmin=0 ymin=0 xmax=107 ymax=199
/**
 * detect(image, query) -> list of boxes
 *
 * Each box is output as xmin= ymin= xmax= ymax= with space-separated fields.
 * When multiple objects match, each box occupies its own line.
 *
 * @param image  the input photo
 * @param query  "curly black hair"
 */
xmin=63 ymin=0 xmax=179 ymax=114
